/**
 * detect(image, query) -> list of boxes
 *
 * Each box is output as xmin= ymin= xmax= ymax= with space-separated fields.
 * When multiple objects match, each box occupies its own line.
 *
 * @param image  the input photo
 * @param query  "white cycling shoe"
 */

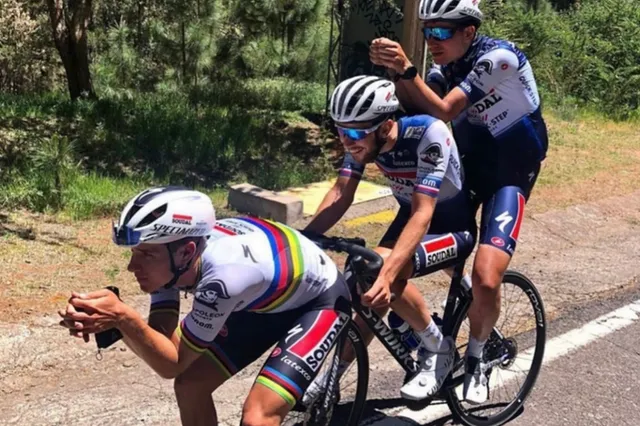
xmin=463 ymin=356 xmax=489 ymax=405
xmin=400 ymin=336 xmax=455 ymax=401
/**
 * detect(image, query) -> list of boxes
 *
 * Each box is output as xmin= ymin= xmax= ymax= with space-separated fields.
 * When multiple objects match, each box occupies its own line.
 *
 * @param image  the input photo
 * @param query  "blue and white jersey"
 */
xmin=339 ymin=115 xmax=463 ymax=208
xmin=427 ymin=35 xmax=547 ymax=162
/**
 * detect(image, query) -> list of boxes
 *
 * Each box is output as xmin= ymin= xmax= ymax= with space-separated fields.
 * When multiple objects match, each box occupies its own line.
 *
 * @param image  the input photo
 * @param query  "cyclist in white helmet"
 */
xmin=302 ymin=75 xmax=476 ymax=402
xmin=370 ymin=0 xmax=548 ymax=404
xmin=59 ymin=186 xmax=353 ymax=426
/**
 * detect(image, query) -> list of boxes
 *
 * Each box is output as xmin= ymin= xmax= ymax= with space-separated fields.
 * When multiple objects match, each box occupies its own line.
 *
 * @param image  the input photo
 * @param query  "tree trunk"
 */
xmin=47 ymin=0 xmax=96 ymax=100
xmin=181 ymin=20 xmax=187 ymax=85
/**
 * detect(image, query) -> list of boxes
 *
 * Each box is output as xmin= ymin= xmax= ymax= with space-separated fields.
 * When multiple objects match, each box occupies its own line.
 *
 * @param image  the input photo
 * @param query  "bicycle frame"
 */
xmin=346 ymin=260 xmax=473 ymax=380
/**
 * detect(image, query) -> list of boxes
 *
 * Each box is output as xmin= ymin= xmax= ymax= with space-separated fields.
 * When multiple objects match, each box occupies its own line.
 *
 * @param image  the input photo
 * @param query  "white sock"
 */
xmin=466 ymin=336 xmax=486 ymax=360
xmin=417 ymin=319 xmax=444 ymax=352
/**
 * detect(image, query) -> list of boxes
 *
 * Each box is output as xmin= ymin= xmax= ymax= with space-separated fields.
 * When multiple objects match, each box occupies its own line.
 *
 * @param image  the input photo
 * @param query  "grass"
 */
xmin=360 ymin=106 xmax=640 ymax=214
xmin=528 ymin=108 xmax=640 ymax=212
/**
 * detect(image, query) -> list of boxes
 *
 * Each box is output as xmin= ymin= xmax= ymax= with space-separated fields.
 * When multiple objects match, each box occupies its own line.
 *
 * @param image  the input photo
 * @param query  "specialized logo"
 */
xmin=287 ymin=311 xmax=349 ymax=372
xmin=152 ymin=223 xmax=206 ymax=236
xmin=419 ymin=143 xmax=443 ymax=166
xmin=377 ymin=105 xmax=396 ymax=112
xmin=421 ymin=234 xmax=458 ymax=267
xmin=495 ymin=211 xmax=513 ymax=233
xmin=194 ymin=280 xmax=230 ymax=311
xmin=172 ymin=214 xmax=192 ymax=225
xmin=285 ymin=324 xmax=305 ymax=344
xmin=242 ymin=244 xmax=257 ymax=263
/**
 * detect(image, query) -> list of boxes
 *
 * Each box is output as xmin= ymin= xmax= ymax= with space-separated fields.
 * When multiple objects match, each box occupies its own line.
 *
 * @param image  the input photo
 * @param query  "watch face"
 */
xmin=403 ymin=66 xmax=418 ymax=79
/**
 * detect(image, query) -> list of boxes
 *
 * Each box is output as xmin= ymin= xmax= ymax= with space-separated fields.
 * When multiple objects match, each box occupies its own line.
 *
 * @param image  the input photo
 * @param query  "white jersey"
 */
xmin=149 ymin=217 xmax=339 ymax=353
xmin=339 ymin=115 xmax=463 ymax=207
xmin=428 ymin=35 xmax=543 ymax=137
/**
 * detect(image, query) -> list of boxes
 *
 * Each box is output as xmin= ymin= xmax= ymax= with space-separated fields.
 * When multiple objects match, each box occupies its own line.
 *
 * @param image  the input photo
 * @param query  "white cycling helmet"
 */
xmin=419 ymin=0 xmax=483 ymax=24
xmin=113 ymin=186 xmax=215 ymax=247
xmin=330 ymin=75 xmax=399 ymax=123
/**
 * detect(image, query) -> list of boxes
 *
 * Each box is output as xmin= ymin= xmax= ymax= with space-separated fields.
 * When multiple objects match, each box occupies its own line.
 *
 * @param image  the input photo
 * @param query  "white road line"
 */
xmin=388 ymin=299 xmax=640 ymax=424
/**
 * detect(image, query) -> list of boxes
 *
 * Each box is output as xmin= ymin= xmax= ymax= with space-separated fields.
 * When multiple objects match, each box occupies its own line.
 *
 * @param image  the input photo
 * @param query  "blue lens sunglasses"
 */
xmin=423 ymin=27 xmax=458 ymax=41
xmin=336 ymin=121 xmax=384 ymax=141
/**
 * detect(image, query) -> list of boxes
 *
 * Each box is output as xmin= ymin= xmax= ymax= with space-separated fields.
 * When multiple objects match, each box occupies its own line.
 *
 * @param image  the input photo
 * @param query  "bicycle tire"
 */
xmin=283 ymin=321 xmax=369 ymax=426
xmin=444 ymin=271 xmax=547 ymax=426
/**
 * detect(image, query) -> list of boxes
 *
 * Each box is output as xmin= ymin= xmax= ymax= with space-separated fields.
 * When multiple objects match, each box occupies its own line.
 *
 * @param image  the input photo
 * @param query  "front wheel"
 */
xmin=444 ymin=271 xmax=547 ymax=426
xmin=283 ymin=321 xmax=369 ymax=426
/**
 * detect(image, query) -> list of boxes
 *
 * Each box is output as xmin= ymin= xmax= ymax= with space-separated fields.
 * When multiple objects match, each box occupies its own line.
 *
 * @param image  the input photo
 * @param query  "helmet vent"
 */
xmin=138 ymin=204 xmax=167 ymax=227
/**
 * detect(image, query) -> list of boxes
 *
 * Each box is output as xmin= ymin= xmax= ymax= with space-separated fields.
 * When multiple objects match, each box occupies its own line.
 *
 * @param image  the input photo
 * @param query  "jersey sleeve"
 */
xmin=426 ymin=64 xmax=448 ymax=95
xmin=414 ymin=120 xmax=454 ymax=199
xmin=177 ymin=265 xmax=263 ymax=354
xmin=459 ymin=48 xmax=519 ymax=103
xmin=149 ymin=286 xmax=180 ymax=316
xmin=338 ymin=152 xmax=365 ymax=180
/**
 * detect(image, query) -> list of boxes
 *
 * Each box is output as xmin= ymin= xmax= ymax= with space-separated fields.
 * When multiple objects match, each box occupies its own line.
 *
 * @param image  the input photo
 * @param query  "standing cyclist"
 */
xmin=304 ymin=75 xmax=476 ymax=401
xmin=59 ymin=186 xmax=352 ymax=426
xmin=369 ymin=0 xmax=548 ymax=403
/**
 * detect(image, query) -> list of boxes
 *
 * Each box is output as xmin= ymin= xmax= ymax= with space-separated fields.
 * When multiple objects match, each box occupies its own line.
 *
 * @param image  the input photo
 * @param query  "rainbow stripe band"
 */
xmin=256 ymin=376 xmax=297 ymax=407
xmin=238 ymin=218 xmax=305 ymax=312
xmin=177 ymin=321 xmax=237 ymax=379
xmin=149 ymin=300 xmax=180 ymax=316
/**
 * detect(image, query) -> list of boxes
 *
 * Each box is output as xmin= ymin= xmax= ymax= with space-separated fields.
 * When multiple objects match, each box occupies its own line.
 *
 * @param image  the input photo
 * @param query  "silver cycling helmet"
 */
xmin=330 ymin=75 xmax=399 ymax=123
xmin=419 ymin=0 xmax=483 ymax=25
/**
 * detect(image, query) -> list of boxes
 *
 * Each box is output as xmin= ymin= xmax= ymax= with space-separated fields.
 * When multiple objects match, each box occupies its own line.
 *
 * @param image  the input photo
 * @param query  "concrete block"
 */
xmin=228 ymin=183 xmax=303 ymax=225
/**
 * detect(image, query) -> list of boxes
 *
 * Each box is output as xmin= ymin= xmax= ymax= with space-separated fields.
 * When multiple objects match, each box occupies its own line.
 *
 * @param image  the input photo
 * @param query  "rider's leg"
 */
xmin=339 ymin=244 xmax=438 ymax=363
xmin=178 ymin=310 xmax=303 ymax=426
xmin=175 ymin=354 xmax=227 ymax=426
xmin=241 ymin=385 xmax=291 ymax=426
xmin=467 ymin=184 xmax=534 ymax=355
xmin=464 ymin=181 xmax=538 ymax=403
xmin=257 ymin=280 xmax=352 ymax=412
xmin=467 ymin=245 xmax=509 ymax=344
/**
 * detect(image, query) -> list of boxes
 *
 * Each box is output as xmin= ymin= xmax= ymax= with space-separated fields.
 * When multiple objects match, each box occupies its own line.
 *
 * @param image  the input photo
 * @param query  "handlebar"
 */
xmin=299 ymin=230 xmax=383 ymax=277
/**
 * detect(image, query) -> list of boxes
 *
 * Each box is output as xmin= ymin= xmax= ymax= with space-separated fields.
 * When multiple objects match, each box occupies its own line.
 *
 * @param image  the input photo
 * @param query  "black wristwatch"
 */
xmin=394 ymin=65 xmax=418 ymax=82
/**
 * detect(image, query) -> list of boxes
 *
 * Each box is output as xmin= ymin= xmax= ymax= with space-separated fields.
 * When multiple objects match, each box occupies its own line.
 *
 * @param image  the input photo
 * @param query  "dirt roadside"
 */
xmin=1 ymin=190 xmax=640 ymax=425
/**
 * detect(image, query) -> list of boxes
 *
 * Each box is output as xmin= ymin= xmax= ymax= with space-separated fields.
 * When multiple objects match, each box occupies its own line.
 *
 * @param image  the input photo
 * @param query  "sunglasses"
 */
xmin=422 ymin=26 xmax=458 ymax=41
xmin=112 ymin=221 xmax=142 ymax=246
xmin=336 ymin=121 xmax=384 ymax=141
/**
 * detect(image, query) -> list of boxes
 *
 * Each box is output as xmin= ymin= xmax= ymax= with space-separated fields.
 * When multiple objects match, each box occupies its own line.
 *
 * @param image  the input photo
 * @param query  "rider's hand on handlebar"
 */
xmin=362 ymin=276 xmax=394 ymax=308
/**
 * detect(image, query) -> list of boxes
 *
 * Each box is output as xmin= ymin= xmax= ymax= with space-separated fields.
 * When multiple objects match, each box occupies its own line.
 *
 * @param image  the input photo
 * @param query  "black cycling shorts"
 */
xmin=204 ymin=274 xmax=351 ymax=406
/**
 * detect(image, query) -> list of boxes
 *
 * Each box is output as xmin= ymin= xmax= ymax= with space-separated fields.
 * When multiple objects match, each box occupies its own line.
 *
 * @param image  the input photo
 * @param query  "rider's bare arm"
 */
xmin=396 ymin=75 xmax=469 ymax=122
xmin=117 ymin=306 xmax=198 ymax=379
xmin=121 ymin=311 xmax=178 ymax=358
xmin=305 ymin=175 xmax=360 ymax=235
xmin=117 ymin=265 xmax=262 ymax=379
xmin=378 ymin=119 xmax=455 ymax=283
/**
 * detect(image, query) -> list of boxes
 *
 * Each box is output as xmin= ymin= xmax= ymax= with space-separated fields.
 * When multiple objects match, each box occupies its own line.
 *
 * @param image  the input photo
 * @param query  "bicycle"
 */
xmin=284 ymin=232 xmax=546 ymax=426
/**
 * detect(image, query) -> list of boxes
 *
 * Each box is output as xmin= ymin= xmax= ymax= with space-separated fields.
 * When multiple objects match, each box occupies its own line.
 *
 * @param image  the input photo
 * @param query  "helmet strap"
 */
xmin=163 ymin=238 xmax=203 ymax=289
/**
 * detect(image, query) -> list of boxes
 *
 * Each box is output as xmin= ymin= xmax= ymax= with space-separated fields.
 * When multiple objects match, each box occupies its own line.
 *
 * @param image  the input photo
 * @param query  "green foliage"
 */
xmin=484 ymin=0 xmax=640 ymax=118
xmin=0 ymin=88 xmax=333 ymax=216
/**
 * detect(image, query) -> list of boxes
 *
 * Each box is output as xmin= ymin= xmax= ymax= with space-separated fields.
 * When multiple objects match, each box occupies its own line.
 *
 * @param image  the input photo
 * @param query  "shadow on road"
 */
xmin=356 ymin=398 xmax=525 ymax=426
